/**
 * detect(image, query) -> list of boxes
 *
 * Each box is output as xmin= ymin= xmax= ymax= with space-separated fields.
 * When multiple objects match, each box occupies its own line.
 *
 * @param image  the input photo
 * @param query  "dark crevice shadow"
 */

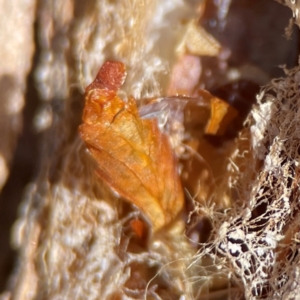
xmin=0 ymin=22 xmax=41 ymax=293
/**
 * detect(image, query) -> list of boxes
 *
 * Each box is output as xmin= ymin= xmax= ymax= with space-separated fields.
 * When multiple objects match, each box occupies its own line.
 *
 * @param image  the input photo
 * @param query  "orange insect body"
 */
xmin=79 ymin=61 xmax=184 ymax=231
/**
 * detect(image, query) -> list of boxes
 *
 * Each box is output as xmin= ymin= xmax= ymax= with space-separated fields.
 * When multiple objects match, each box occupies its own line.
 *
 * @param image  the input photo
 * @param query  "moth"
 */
xmin=79 ymin=61 xmax=184 ymax=231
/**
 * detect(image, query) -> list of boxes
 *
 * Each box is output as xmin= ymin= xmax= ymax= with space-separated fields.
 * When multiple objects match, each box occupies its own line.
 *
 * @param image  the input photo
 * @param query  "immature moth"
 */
xmin=79 ymin=61 xmax=184 ymax=231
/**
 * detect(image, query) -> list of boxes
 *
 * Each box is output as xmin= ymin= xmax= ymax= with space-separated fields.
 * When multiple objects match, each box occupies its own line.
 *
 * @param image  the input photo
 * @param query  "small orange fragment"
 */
xmin=196 ymin=89 xmax=238 ymax=135
xmin=130 ymin=219 xmax=147 ymax=240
